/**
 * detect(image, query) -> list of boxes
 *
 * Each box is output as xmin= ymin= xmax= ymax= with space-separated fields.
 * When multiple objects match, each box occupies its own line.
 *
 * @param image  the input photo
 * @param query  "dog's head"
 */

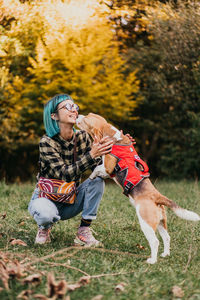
xmin=76 ymin=113 xmax=107 ymax=140
xmin=76 ymin=113 xmax=129 ymax=144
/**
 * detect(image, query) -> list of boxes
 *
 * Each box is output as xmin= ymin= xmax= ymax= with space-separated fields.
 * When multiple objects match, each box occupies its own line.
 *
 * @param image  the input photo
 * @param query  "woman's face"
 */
xmin=52 ymin=100 xmax=79 ymax=125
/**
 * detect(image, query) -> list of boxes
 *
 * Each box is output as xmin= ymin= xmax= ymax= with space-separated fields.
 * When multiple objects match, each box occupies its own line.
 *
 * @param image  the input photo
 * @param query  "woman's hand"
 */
xmin=120 ymin=130 xmax=136 ymax=144
xmin=90 ymin=136 xmax=114 ymax=159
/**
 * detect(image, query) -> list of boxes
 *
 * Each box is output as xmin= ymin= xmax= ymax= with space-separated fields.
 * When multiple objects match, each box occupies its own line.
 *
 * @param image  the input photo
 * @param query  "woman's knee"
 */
xmin=28 ymin=197 xmax=60 ymax=228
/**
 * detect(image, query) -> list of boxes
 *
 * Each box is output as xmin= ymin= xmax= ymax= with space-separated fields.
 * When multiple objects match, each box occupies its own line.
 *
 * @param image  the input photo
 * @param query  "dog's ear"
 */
xmin=92 ymin=128 xmax=103 ymax=142
xmin=104 ymin=154 xmax=118 ymax=175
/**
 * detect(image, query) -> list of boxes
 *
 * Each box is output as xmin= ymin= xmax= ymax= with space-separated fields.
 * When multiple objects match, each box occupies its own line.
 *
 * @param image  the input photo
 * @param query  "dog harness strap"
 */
xmin=123 ymin=181 xmax=134 ymax=196
xmin=110 ymin=144 xmax=150 ymax=195
xmin=114 ymin=164 xmax=121 ymax=173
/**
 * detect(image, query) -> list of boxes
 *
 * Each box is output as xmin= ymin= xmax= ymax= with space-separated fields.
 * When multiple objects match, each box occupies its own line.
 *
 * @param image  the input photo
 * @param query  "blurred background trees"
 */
xmin=0 ymin=0 xmax=200 ymax=181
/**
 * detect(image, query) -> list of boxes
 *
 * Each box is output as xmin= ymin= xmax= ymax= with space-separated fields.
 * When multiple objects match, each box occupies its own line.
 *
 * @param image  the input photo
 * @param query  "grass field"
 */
xmin=0 ymin=179 xmax=200 ymax=300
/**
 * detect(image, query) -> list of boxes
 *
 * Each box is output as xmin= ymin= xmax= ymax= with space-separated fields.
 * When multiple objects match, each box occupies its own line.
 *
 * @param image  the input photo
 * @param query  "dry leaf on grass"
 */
xmin=67 ymin=282 xmax=81 ymax=292
xmin=7 ymin=261 xmax=27 ymax=278
xmin=91 ymin=295 xmax=103 ymax=300
xmin=0 ymin=260 xmax=9 ymax=290
xmin=47 ymin=272 xmax=67 ymax=298
xmin=0 ymin=232 xmax=4 ymax=238
xmin=1 ymin=212 xmax=7 ymax=219
xmin=19 ymin=221 xmax=25 ymax=226
xmin=22 ymin=273 xmax=42 ymax=285
xmin=33 ymin=294 xmax=49 ymax=300
xmin=78 ymin=276 xmax=90 ymax=285
xmin=0 ymin=258 xmax=27 ymax=290
xmin=10 ymin=239 xmax=27 ymax=246
xmin=136 ymin=244 xmax=145 ymax=250
xmin=172 ymin=286 xmax=184 ymax=298
xmin=0 ymin=251 xmax=9 ymax=262
xmin=67 ymin=275 xmax=90 ymax=292
xmin=17 ymin=289 xmax=32 ymax=300
xmin=115 ymin=282 xmax=127 ymax=293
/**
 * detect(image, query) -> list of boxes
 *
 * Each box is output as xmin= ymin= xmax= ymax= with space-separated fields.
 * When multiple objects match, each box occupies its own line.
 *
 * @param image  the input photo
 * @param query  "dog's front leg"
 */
xmin=90 ymin=156 xmax=109 ymax=179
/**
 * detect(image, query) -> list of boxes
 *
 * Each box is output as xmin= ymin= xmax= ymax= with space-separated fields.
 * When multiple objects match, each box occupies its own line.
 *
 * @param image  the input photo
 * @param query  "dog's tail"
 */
xmin=156 ymin=195 xmax=200 ymax=221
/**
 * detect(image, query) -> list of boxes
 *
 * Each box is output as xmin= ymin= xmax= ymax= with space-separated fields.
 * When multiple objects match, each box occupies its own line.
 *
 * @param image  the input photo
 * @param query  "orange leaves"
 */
xmin=47 ymin=272 xmax=68 ymax=298
xmin=0 ymin=260 xmax=9 ymax=290
xmin=29 ymin=273 xmax=91 ymax=299
xmin=9 ymin=239 xmax=27 ymax=247
xmin=67 ymin=276 xmax=90 ymax=292
xmin=0 ymin=249 xmax=91 ymax=299
xmin=22 ymin=274 xmax=42 ymax=286
xmin=0 ymin=254 xmax=26 ymax=290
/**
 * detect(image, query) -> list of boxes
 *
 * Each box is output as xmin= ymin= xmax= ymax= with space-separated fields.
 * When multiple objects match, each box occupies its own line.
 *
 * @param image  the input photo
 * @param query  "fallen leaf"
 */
xmin=23 ymin=274 xmax=42 ymax=285
xmin=19 ymin=222 xmax=25 ymax=226
xmin=172 ymin=286 xmax=184 ymax=298
xmin=17 ymin=289 xmax=32 ymax=300
xmin=78 ymin=276 xmax=90 ymax=285
xmin=0 ymin=251 xmax=9 ymax=261
xmin=0 ymin=260 xmax=9 ymax=290
xmin=115 ymin=282 xmax=127 ymax=293
xmin=91 ymin=295 xmax=103 ymax=300
xmin=67 ymin=283 xmax=81 ymax=292
xmin=10 ymin=239 xmax=27 ymax=247
xmin=136 ymin=243 xmax=145 ymax=250
xmin=1 ymin=212 xmax=6 ymax=219
xmin=7 ymin=261 xmax=27 ymax=278
xmin=33 ymin=294 xmax=49 ymax=300
xmin=47 ymin=272 xmax=67 ymax=298
xmin=64 ymin=296 xmax=70 ymax=300
xmin=67 ymin=276 xmax=90 ymax=292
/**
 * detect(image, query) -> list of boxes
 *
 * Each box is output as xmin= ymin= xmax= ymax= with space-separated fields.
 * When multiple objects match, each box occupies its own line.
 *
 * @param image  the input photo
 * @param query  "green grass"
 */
xmin=0 ymin=179 xmax=200 ymax=300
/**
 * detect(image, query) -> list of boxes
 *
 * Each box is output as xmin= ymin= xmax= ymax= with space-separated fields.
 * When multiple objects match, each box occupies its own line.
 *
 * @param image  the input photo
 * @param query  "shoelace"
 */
xmin=39 ymin=229 xmax=49 ymax=237
xmin=80 ymin=228 xmax=99 ymax=242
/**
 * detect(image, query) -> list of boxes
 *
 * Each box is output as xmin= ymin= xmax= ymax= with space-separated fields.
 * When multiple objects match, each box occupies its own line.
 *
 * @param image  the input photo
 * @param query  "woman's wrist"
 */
xmin=90 ymin=149 xmax=96 ymax=159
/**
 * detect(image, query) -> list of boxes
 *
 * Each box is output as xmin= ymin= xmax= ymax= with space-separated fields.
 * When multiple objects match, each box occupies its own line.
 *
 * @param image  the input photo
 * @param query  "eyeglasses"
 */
xmin=56 ymin=103 xmax=79 ymax=112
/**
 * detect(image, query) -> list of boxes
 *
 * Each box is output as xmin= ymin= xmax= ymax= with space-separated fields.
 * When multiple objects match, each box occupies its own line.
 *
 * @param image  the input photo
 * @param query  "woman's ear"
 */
xmin=51 ymin=113 xmax=58 ymax=120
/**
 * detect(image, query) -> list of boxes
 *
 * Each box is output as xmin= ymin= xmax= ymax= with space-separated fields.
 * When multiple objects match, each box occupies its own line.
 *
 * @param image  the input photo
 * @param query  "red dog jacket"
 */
xmin=110 ymin=144 xmax=150 ymax=195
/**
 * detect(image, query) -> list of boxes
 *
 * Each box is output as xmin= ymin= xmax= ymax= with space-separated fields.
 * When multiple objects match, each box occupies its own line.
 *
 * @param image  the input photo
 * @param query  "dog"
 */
xmin=76 ymin=113 xmax=200 ymax=264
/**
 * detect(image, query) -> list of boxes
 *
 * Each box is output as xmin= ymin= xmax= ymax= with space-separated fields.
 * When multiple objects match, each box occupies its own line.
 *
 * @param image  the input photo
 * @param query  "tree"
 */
xmin=130 ymin=1 xmax=200 ymax=178
xmin=0 ymin=0 xmax=141 ymax=181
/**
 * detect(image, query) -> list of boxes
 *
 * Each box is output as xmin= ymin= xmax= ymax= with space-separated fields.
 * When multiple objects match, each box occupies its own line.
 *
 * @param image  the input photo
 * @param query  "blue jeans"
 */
xmin=28 ymin=177 xmax=105 ymax=229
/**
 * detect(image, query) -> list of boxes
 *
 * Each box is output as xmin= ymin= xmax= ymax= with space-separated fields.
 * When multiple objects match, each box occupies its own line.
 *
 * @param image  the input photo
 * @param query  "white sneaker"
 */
xmin=35 ymin=228 xmax=51 ymax=244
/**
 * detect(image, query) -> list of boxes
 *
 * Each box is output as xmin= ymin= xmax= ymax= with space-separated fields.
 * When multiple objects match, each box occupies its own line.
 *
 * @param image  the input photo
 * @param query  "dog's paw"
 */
xmin=90 ymin=165 xmax=109 ymax=180
xmin=160 ymin=251 xmax=170 ymax=258
xmin=89 ymin=174 xmax=97 ymax=180
xmin=146 ymin=257 xmax=157 ymax=264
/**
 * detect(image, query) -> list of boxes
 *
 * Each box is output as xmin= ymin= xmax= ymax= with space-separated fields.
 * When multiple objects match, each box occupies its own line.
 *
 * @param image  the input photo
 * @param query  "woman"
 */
xmin=28 ymin=94 xmax=114 ymax=246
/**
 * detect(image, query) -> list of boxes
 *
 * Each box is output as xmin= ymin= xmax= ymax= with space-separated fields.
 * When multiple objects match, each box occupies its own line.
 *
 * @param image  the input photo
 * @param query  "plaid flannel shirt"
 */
xmin=39 ymin=130 xmax=101 ymax=186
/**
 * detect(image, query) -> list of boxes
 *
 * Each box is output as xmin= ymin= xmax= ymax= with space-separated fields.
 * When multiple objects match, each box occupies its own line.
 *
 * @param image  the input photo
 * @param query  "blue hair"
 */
xmin=44 ymin=94 xmax=73 ymax=137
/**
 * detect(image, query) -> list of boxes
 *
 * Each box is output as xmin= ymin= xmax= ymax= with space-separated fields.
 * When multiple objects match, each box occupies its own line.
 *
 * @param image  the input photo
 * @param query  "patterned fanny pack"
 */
xmin=37 ymin=177 xmax=76 ymax=204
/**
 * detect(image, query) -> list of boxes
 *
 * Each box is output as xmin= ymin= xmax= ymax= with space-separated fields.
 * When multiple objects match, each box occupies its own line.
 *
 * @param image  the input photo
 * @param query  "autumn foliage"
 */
xmin=0 ymin=0 xmax=200 ymax=180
